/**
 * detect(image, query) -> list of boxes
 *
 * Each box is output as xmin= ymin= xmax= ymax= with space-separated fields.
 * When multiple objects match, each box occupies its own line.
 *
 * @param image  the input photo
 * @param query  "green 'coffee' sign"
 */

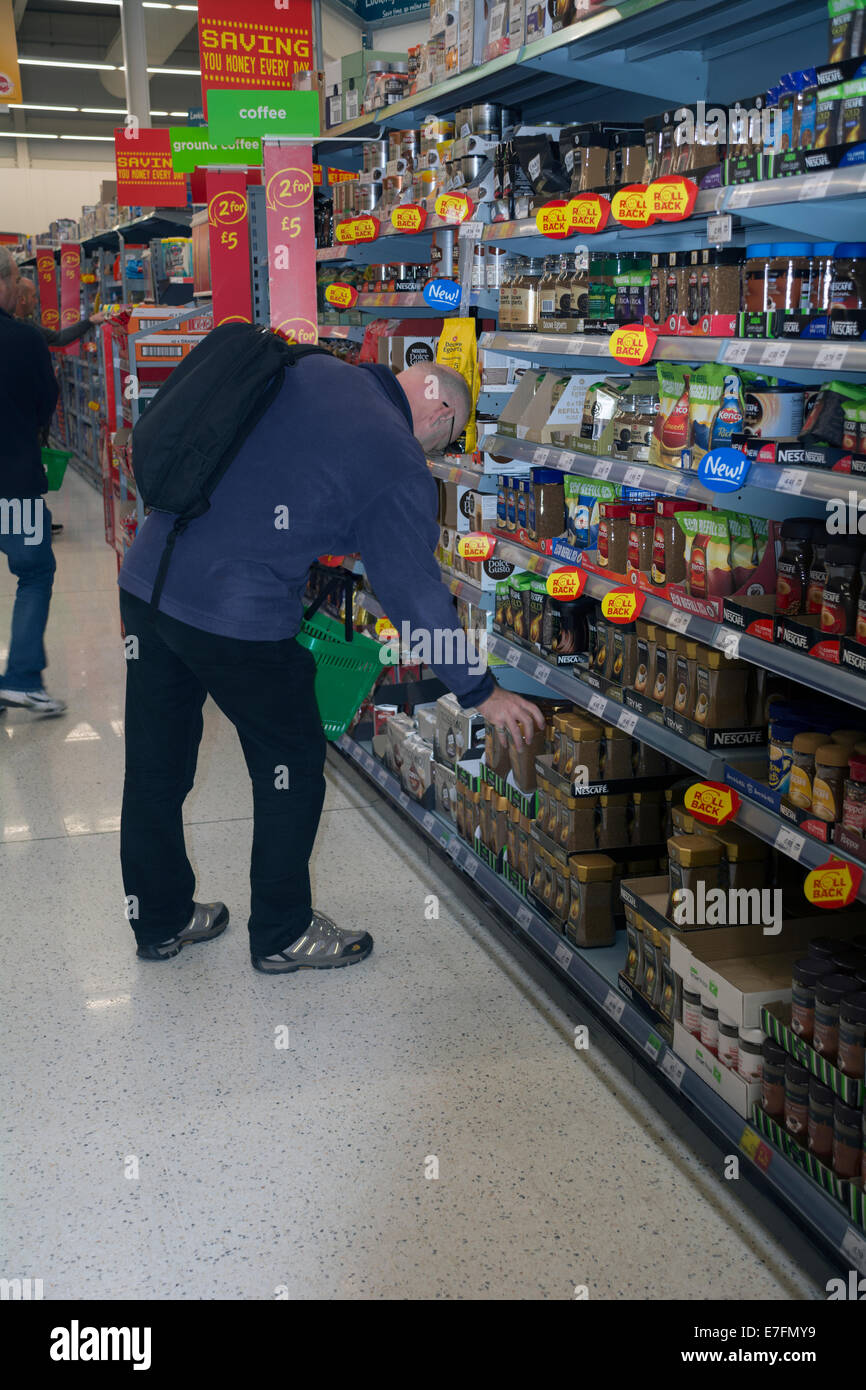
xmin=206 ymin=89 xmax=320 ymax=145
xmin=169 ymin=126 xmax=263 ymax=172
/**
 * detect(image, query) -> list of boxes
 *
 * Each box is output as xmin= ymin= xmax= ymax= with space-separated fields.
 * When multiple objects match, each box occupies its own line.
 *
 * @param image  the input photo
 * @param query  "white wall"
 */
xmin=0 ymin=165 xmax=113 ymax=237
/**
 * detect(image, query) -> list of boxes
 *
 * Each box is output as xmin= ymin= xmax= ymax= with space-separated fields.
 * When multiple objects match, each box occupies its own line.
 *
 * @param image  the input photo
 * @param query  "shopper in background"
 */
xmin=0 ymin=248 xmax=66 ymax=716
xmin=16 ymin=275 xmax=110 ymax=348
xmin=119 ymin=352 xmax=543 ymax=973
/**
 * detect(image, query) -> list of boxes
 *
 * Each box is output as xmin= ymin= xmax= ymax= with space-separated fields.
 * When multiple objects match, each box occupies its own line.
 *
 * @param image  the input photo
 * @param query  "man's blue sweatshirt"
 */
xmin=119 ymin=352 xmax=495 ymax=709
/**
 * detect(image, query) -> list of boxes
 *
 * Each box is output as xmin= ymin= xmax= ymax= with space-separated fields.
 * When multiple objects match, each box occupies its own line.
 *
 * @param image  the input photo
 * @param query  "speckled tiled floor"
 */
xmin=0 ymin=471 xmax=819 ymax=1300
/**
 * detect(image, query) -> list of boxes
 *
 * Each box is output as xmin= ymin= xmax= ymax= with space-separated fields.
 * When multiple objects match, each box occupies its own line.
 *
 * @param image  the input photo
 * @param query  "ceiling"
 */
xmin=0 ymin=0 xmax=207 ymax=160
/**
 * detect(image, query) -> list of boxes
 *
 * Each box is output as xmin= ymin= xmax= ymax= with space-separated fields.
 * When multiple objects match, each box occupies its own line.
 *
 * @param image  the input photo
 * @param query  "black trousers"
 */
xmin=119 ymin=590 xmax=327 ymax=957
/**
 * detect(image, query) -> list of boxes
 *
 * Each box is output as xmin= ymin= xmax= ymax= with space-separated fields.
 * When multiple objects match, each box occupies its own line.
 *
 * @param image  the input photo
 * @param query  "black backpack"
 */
xmin=131 ymin=321 xmax=329 ymax=609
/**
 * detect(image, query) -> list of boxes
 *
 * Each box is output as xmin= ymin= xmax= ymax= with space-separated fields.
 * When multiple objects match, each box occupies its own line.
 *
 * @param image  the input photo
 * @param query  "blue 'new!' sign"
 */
xmin=423 ymin=279 xmax=462 ymax=311
xmin=698 ymin=447 xmax=751 ymax=493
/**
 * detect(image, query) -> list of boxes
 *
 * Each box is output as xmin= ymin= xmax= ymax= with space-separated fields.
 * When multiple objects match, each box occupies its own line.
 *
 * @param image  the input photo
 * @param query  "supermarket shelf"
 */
xmin=317 ymin=322 xmax=365 ymax=341
xmin=479 ymin=330 xmax=866 ymax=375
xmin=321 ymin=0 xmax=826 ymax=143
xmin=484 ymin=431 xmax=866 ymax=510
xmin=335 ymin=729 xmax=866 ymax=1280
xmin=429 ymin=459 xmax=498 ymax=488
xmin=438 ymin=566 xmax=495 ymax=609
xmin=486 ymin=628 xmax=866 ymax=903
xmin=355 ymin=290 xmax=498 ymax=315
xmin=484 ymin=527 xmax=866 ymax=713
xmin=483 ymin=167 xmax=866 ymax=252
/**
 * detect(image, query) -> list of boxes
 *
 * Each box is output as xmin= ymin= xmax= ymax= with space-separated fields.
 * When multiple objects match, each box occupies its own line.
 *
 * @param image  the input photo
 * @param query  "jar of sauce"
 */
xmin=717 ymin=1014 xmax=739 ymax=1070
xmin=761 ymin=1038 xmax=787 ymax=1118
xmin=813 ymin=972 xmax=860 ymax=1060
xmin=682 ymin=986 xmax=702 ymax=1037
xmin=791 ymin=955 xmax=835 ymax=1040
xmin=837 ymin=990 xmax=866 ymax=1079
xmin=807 ymin=1078 xmax=835 ymax=1161
xmin=784 ymin=1056 xmax=810 ymax=1144
xmin=831 ymin=1100 xmax=863 ymax=1179
xmin=700 ymin=999 xmax=719 ymax=1054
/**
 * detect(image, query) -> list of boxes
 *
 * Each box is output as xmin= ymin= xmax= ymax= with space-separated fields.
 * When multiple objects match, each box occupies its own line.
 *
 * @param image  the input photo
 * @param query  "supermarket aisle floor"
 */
xmin=1 ymin=471 xmax=817 ymax=1301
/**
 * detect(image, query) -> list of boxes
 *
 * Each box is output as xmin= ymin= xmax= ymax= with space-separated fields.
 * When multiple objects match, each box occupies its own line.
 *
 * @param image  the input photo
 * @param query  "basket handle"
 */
xmin=304 ymin=565 xmax=357 ymax=643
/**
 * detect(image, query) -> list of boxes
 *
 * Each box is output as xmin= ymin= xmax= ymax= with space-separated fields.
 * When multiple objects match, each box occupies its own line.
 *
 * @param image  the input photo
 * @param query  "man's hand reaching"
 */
xmin=477 ymin=686 xmax=545 ymax=749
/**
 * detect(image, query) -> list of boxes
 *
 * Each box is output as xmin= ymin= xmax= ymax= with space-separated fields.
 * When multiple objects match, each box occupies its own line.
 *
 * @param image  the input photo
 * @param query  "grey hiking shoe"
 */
xmin=136 ymin=902 xmax=229 ymax=961
xmin=0 ymin=687 xmax=67 ymax=716
xmin=251 ymin=911 xmax=373 ymax=974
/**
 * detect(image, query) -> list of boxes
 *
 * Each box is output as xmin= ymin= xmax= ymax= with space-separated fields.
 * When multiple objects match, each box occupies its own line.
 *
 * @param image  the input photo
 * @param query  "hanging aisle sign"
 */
xmin=0 ymin=0 xmax=22 ymax=103
xmin=205 ymin=171 xmax=252 ymax=325
xmin=36 ymin=249 xmax=59 ymax=335
xmin=197 ymin=0 xmax=313 ymax=117
xmin=263 ymin=142 xmax=317 ymax=345
xmin=115 ymin=128 xmax=188 ymax=206
xmin=59 ymin=243 xmax=82 ymax=356
xmin=169 ymin=126 xmax=262 ymax=171
xmin=206 ymin=88 xmax=320 ymax=144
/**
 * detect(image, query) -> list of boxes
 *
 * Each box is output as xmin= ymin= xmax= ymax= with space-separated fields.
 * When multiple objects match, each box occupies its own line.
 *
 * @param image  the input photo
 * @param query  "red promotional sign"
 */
xmin=114 ymin=127 xmax=187 ymax=207
xmin=647 ymin=175 xmax=699 ymax=222
xmin=35 ymin=249 xmax=59 ymax=335
xmin=535 ymin=200 xmax=572 ymax=240
xmin=198 ymin=0 xmax=312 ymax=116
xmin=324 ymin=282 xmax=358 ymax=308
xmin=59 ymin=242 xmax=81 ymax=356
xmin=609 ymin=322 xmax=658 ymax=367
xmin=600 ymin=588 xmax=645 ymax=623
xmin=205 ymin=171 xmax=252 ymax=326
xmin=334 ymin=215 xmax=379 ymax=245
xmin=263 ymin=142 xmax=317 ymax=345
xmin=391 ymin=204 xmax=427 ymax=234
xmin=566 ymin=193 xmax=611 ymax=235
xmin=611 ymin=184 xmax=655 ymax=229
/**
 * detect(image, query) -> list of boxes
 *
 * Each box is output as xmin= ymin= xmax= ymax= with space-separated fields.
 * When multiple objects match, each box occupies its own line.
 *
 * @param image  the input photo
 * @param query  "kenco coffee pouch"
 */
xmin=729 ymin=514 xmax=759 ymax=590
xmin=650 ymin=364 xmax=690 ymax=470
xmin=688 ymin=364 xmax=726 ymax=469
xmin=676 ymin=510 xmax=735 ymax=600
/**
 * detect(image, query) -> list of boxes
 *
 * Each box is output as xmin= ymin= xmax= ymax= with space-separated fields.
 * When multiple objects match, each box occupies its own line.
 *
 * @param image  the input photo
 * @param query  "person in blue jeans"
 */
xmin=0 ymin=247 xmax=66 ymax=716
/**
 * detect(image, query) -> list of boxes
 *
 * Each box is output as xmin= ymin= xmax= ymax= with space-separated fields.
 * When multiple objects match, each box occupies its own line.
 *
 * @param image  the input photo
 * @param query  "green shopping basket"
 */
xmin=42 ymin=447 xmax=72 ymax=491
xmin=297 ymin=610 xmax=384 ymax=741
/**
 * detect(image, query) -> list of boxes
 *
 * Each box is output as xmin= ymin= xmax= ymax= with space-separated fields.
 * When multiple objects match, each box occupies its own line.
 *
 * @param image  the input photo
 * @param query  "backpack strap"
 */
xmin=149 ymin=515 xmax=189 ymax=612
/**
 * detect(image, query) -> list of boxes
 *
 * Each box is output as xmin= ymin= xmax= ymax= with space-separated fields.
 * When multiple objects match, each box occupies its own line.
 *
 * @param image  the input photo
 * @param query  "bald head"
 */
xmin=0 ymin=246 xmax=20 ymax=315
xmin=16 ymin=276 xmax=37 ymax=320
xmin=397 ymin=362 xmax=473 ymax=454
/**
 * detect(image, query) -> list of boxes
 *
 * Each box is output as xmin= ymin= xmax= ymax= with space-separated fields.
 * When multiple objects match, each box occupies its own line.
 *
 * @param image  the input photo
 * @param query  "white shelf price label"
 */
xmin=422 ymin=812 xmax=436 ymax=832
xmin=376 ymin=766 xmax=388 ymax=786
xmin=363 ymin=752 xmax=376 ymax=771
xmin=459 ymin=220 xmax=484 ymax=240
xmin=776 ymin=469 xmax=807 ymax=496
xmin=774 ymin=825 xmax=805 ymax=861
xmin=761 ymin=343 xmax=790 ymax=368
xmin=660 ymin=1050 xmax=686 ymax=1089
xmin=588 ymin=693 xmax=607 ymax=717
xmin=623 ymin=466 xmax=644 ymax=486
xmin=447 ymin=837 xmax=462 ymax=860
xmin=554 ymin=941 xmax=574 ymax=970
xmin=516 ymin=904 xmax=533 ymax=929
xmin=815 ymin=345 xmax=847 ymax=371
xmin=706 ymin=213 xmax=732 ymax=244
xmin=727 ymin=186 xmax=754 ymax=209
xmin=668 ymin=609 xmax=691 ymax=634
xmin=798 ymin=172 xmax=832 ymax=201
xmin=532 ymin=446 xmax=551 ymax=466
xmin=603 ymin=989 xmax=626 ymax=1023
xmin=464 ymin=854 xmax=478 ymax=879
xmin=506 ymin=646 xmax=521 ymax=668
xmin=617 ymin=710 xmax=638 ymax=735
xmin=398 ymin=791 xmax=410 ymax=808
xmin=713 ymin=628 xmax=740 ymax=660
xmin=593 ymin=459 xmax=613 ymax=480
xmin=841 ymin=1224 xmax=866 ymax=1275
xmin=532 ymin=661 xmax=551 ymax=685
xmin=723 ymin=340 xmax=750 ymax=364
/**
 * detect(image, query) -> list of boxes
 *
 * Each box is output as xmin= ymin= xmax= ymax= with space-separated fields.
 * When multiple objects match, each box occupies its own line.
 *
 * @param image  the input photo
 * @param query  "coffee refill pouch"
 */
xmin=649 ymin=364 xmax=690 ymax=470
xmin=688 ymin=364 xmax=726 ymax=469
xmin=676 ymin=510 xmax=735 ymax=600
xmin=729 ymin=513 xmax=759 ymax=590
xmin=564 ymin=474 xmax=618 ymax=548
xmin=436 ymin=319 xmax=480 ymax=453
